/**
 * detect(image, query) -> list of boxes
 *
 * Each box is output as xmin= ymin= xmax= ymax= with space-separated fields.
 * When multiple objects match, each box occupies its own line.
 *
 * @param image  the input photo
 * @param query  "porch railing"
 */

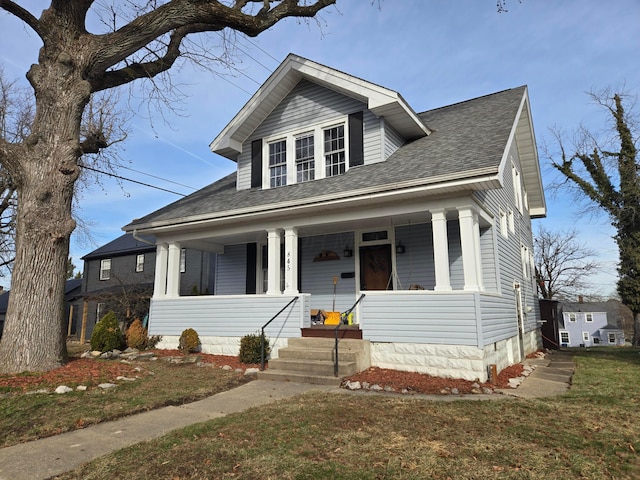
xmin=260 ymin=296 xmax=298 ymax=371
xmin=334 ymin=293 xmax=366 ymax=376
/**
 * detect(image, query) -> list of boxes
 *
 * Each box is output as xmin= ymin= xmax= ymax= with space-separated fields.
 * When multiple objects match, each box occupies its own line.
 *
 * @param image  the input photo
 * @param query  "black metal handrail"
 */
xmin=334 ymin=293 xmax=366 ymax=376
xmin=260 ymin=296 xmax=298 ymax=371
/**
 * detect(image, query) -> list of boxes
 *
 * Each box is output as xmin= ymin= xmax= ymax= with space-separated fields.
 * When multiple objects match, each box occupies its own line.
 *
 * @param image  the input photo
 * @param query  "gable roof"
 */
xmin=125 ymin=84 xmax=543 ymax=233
xmin=210 ymin=53 xmax=430 ymax=160
xmin=82 ymin=233 xmax=156 ymax=261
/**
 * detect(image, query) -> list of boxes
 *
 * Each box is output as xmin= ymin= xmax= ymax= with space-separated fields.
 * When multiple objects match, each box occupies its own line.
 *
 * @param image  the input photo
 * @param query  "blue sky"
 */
xmin=1 ymin=0 xmax=639 ymax=297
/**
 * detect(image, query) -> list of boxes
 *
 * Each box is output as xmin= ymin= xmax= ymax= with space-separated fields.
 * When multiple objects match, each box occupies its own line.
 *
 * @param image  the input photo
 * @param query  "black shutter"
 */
xmin=251 ymin=139 xmax=262 ymax=188
xmin=246 ymin=243 xmax=257 ymax=294
xmin=348 ymin=111 xmax=364 ymax=167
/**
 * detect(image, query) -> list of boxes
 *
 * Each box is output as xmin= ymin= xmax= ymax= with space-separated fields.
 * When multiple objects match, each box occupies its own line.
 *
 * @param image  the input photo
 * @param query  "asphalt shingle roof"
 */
xmin=125 ymin=86 xmax=526 ymax=230
xmin=82 ymin=233 xmax=156 ymax=260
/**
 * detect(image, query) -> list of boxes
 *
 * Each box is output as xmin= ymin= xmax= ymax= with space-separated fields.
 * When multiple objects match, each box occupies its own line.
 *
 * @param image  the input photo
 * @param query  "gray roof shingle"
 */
xmin=125 ymin=86 xmax=526 ymax=230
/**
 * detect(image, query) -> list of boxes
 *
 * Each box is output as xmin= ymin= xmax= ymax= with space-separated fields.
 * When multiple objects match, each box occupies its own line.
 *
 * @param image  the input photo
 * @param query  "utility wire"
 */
xmin=119 ymin=164 xmax=197 ymax=191
xmin=80 ymin=164 xmax=187 ymax=197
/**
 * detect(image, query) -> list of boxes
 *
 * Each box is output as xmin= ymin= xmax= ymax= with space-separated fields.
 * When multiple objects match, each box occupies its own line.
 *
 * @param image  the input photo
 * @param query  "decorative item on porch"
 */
xmin=313 ymin=250 xmax=340 ymax=262
xmin=324 ymin=276 xmax=341 ymax=325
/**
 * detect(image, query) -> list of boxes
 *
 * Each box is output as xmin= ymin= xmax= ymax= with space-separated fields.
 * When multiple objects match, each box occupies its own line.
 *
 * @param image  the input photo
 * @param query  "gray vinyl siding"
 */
xmin=480 ymin=294 xmax=519 ymax=344
xmin=300 ymin=232 xmax=356 ymax=312
xmin=148 ymin=294 xmax=308 ymax=338
xmin=480 ymin=226 xmax=497 ymax=291
xmin=215 ymin=244 xmax=247 ymax=295
xmin=447 ymin=220 xmax=464 ymax=290
xmin=394 ymin=223 xmax=435 ymax=289
xmin=362 ymin=110 xmax=383 ymax=165
xmin=361 ymin=292 xmax=478 ymax=345
xmin=383 ymin=120 xmax=405 ymax=160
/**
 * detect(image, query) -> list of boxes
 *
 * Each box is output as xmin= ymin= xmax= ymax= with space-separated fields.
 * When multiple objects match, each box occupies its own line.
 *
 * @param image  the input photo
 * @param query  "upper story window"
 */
xmin=324 ymin=125 xmax=345 ymax=177
xmin=568 ymin=313 xmax=576 ymax=322
xmin=269 ymin=140 xmax=287 ymax=187
xmin=99 ymin=259 xmax=111 ymax=280
xmin=262 ymin=119 xmax=350 ymax=189
xmin=136 ymin=254 xmax=145 ymax=272
xmin=585 ymin=313 xmax=593 ymax=322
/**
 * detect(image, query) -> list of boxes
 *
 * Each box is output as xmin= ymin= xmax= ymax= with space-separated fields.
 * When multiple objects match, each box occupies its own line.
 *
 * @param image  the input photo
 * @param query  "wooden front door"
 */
xmin=360 ymin=245 xmax=392 ymax=290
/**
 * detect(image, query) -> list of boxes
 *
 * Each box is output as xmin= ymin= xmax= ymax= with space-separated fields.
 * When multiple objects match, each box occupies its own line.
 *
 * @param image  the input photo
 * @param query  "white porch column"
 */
xmin=431 ymin=209 xmax=451 ymax=291
xmin=266 ymin=229 xmax=282 ymax=295
xmin=284 ymin=227 xmax=299 ymax=294
xmin=153 ymin=243 xmax=169 ymax=298
xmin=458 ymin=206 xmax=482 ymax=291
xmin=166 ymin=242 xmax=182 ymax=298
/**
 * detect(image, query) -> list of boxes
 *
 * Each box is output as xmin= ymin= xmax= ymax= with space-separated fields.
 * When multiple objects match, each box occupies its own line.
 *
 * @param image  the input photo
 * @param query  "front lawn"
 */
xmin=55 ymin=347 xmax=640 ymax=479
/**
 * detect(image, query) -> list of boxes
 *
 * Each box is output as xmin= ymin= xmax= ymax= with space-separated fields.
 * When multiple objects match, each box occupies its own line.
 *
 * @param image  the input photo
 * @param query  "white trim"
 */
xmin=431 ymin=209 xmax=452 ymax=291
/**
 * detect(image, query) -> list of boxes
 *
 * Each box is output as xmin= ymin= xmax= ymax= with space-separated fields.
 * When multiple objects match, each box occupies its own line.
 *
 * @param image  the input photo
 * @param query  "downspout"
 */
xmin=132 ymin=229 xmax=155 ymax=246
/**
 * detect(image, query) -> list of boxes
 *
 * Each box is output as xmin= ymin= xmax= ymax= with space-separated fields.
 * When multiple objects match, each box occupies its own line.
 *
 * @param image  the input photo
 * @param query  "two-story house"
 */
xmin=557 ymin=300 xmax=626 ymax=347
xmin=123 ymin=54 xmax=546 ymax=381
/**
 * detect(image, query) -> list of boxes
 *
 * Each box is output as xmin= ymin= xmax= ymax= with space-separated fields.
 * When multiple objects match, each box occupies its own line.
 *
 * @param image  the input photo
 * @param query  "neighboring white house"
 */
xmin=558 ymin=301 xmax=626 ymax=347
xmin=123 ymin=54 xmax=546 ymax=381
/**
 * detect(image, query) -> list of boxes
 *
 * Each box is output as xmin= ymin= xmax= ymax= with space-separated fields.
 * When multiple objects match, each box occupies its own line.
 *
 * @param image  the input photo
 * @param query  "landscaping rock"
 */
xmin=345 ymin=381 xmax=361 ymax=390
xmin=116 ymin=376 xmax=137 ymax=382
xmin=98 ymin=383 xmax=117 ymax=390
xmin=76 ymin=385 xmax=88 ymax=391
xmin=55 ymin=386 xmax=73 ymax=394
xmin=370 ymin=384 xmax=383 ymax=391
xmin=221 ymin=365 xmax=232 ymax=371
xmin=244 ymin=368 xmax=259 ymax=376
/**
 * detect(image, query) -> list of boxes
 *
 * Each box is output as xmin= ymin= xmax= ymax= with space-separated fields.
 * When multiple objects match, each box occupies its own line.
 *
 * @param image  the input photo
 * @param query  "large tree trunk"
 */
xmin=0 ymin=44 xmax=86 ymax=373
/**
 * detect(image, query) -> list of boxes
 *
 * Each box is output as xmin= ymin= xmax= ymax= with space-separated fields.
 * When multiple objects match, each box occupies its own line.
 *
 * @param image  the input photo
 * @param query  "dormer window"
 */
xmin=262 ymin=119 xmax=350 ymax=189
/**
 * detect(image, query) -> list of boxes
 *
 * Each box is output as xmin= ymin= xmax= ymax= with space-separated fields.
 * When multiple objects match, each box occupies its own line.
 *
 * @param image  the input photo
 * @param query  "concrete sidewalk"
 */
xmin=0 ymin=351 xmax=574 ymax=480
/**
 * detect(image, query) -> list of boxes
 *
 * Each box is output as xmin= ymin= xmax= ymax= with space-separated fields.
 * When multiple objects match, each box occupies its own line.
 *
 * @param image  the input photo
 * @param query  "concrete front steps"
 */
xmin=257 ymin=337 xmax=371 ymax=386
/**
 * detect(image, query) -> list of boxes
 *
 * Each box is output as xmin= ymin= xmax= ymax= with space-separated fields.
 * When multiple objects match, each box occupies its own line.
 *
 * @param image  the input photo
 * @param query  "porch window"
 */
xmin=560 ymin=331 xmax=569 ymax=344
xmin=136 ymin=254 xmax=144 ymax=272
xmin=295 ymin=133 xmax=315 ymax=182
xmin=99 ymin=259 xmax=111 ymax=280
xmin=269 ymin=139 xmax=287 ymax=187
xmin=324 ymin=125 xmax=345 ymax=177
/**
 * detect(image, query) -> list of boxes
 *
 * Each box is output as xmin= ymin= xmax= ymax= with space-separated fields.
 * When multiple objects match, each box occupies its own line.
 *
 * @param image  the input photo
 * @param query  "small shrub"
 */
xmin=239 ymin=333 xmax=270 ymax=364
xmin=178 ymin=328 xmax=201 ymax=353
xmin=90 ymin=311 xmax=125 ymax=353
xmin=147 ymin=335 xmax=162 ymax=349
xmin=125 ymin=318 xmax=148 ymax=350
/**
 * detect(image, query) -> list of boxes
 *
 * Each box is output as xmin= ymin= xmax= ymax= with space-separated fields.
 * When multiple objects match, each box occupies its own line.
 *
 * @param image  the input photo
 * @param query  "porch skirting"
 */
xmin=153 ymin=335 xmax=289 ymax=359
xmin=369 ymin=329 xmax=542 ymax=382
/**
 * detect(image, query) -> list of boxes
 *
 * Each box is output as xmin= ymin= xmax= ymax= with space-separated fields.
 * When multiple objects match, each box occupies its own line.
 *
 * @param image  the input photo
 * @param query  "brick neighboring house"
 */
xmin=78 ymin=233 xmax=217 ymax=342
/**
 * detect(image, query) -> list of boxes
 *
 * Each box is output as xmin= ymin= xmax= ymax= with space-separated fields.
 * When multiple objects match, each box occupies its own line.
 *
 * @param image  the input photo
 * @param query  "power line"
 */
xmin=80 ymin=164 xmax=187 ymax=197
xmin=119 ymin=164 xmax=197 ymax=191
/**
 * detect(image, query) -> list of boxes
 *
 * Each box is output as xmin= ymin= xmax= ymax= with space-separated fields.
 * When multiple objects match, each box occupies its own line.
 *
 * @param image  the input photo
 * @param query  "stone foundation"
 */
xmin=154 ymin=335 xmax=287 ymax=358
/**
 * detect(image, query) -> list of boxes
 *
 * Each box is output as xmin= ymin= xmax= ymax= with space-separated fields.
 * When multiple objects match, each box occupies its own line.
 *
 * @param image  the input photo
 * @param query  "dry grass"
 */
xmin=54 ymin=347 xmax=640 ymax=480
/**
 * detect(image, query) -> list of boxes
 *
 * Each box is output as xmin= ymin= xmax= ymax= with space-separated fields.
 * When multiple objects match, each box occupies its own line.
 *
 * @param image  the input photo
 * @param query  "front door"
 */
xmin=360 ymin=245 xmax=393 ymax=290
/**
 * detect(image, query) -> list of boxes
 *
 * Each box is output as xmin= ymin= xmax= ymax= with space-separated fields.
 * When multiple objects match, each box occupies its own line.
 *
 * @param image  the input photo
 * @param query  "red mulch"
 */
xmin=343 ymin=362 xmax=525 ymax=395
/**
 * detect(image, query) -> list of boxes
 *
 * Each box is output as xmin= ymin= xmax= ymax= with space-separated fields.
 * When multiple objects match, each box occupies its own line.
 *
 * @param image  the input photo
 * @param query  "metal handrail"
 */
xmin=260 ymin=296 xmax=298 ymax=371
xmin=334 ymin=293 xmax=366 ymax=376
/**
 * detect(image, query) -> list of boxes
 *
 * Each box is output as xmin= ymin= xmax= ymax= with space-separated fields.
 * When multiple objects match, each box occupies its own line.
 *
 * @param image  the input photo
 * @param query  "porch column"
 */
xmin=284 ymin=227 xmax=299 ymax=294
xmin=153 ymin=243 xmax=169 ymax=298
xmin=166 ymin=242 xmax=182 ymax=298
xmin=431 ymin=209 xmax=451 ymax=291
xmin=458 ymin=206 xmax=482 ymax=291
xmin=266 ymin=228 xmax=282 ymax=295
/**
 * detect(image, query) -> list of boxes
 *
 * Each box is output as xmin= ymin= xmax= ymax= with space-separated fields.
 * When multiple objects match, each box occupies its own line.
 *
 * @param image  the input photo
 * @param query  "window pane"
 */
xmin=324 ymin=125 xmax=345 ymax=177
xmin=296 ymin=133 xmax=315 ymax=183
xmin=100 ymin=259 xmax=111 ymax=280
xmin=269 ymin=140 xmax=287 ymax=187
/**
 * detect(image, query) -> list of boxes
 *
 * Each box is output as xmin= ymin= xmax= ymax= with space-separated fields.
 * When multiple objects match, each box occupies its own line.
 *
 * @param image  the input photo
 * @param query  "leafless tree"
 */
xmin=0 ymin=1 xmax=337 ymax=373
xmin=534 ymin=226 xmax=600 ymax=300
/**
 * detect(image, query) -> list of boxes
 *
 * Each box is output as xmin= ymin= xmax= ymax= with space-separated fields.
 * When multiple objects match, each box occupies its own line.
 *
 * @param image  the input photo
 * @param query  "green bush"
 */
xmin=239 ymin=333 xmax=270 ymax=364
xmin=178 ymin=328 xmax=201 ymax=353
xmin=125 ymin=318 xmax=148 ymax=350
xmin=90 ymin=311 xmax=125 ymax=353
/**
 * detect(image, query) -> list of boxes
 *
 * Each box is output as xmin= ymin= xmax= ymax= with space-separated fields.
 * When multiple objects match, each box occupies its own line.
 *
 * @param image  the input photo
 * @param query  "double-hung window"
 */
xmin=100 ymin=259 xmax=111 ymax=280
xmin=136 ymin=254 xmax=144 ymax=272
xmin=295 ymin=132 xmax=315 ymax=183
xmin=324 ymin=125 xmax=345 ymax=177
xmin=269 ymin=140 xmax=287 ymax=187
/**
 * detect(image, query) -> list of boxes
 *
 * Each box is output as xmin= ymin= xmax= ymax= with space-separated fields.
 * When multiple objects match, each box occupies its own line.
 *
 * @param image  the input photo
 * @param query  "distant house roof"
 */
xmin=125 ymin=84 xmax=544 ymax=233
xmin=82 ymin=233 xmax=155 ymax=261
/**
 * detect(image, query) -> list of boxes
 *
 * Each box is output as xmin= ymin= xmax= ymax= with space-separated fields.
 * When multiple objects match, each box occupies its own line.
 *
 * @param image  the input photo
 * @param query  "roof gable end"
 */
xmin=210 ymin=53 xmax=430 ymax=160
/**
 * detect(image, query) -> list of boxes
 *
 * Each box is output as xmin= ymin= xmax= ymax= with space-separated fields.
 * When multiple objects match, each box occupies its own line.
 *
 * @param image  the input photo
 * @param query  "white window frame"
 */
xmin=324 ymin=123 xmax=346 ymax=177
xmin=585 ymin=313 xmax=593 ymax=323
xmin=96 ymin=302 xmax=105 ymax=322
xmin=180 ymin=248 xmax=186 ymax=273
xmin=499 ymin=209 xmax=508 ymax=238
xmin=568 ymin=313 xmax=576 ymax=322
xmin=560 ymin=331 xmax=570 ymax=345
xmin=295 ymin=131 xmax=315 ymax=183
xmin=268 ymin=138 xmax=287 ymax=188
xmin=582 ymin=332 xmax=590 ymax=342
xmin=99 ymin=259 xmax=111 ymax=280
xmin=608 ymin=332 xmax=616 ymax=344
xmin=508 ymin=209 xmax=515 ymax=233
xmin=511 ymin=159 xmax=523 ymax=213
xmin=262 ymin=117 xmax=348 ymax=189
xmin=136 ymin=254 xmax=145 ymax=272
